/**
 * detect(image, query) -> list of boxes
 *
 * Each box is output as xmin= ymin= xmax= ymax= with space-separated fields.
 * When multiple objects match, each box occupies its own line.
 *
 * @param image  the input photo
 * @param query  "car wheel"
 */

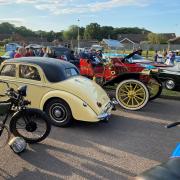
xmin=45 ymin=99 xmax=73 ymax=127
xmin=116 ymin=79 xmax=149 ymax=111
xmin=165 ymin=79 xmax=175 ymax=90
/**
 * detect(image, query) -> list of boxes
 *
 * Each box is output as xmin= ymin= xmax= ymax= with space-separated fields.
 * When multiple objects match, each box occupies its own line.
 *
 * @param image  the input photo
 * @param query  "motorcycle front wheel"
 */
xmin=9 ymin=108 xmax=51 ymax=144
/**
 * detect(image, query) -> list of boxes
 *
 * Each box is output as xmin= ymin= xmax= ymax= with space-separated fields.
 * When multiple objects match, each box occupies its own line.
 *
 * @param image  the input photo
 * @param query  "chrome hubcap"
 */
xmin=54 ymin=109 xmax=62 ymax=118
xmin=166 ymin=80 xmax=175 ymax=90
xmin=49 ymin=103 xmax=68 ymax=123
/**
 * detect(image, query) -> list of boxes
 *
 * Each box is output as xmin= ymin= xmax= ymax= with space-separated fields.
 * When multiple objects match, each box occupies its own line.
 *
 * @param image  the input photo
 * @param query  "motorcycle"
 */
xmin=136 ymin=121 xmax=180 ymax=180
xmin=0 ymin=80 xmax=51 ymax=148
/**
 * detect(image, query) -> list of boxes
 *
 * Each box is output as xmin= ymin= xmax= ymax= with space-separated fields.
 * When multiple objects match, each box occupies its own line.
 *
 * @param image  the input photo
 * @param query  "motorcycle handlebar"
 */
xmin=166 ymin=122 xmax=180 ymax=128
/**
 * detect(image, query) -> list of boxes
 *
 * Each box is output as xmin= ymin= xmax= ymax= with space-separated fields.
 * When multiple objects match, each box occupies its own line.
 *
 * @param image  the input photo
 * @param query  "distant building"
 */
xmin=0 ymin=34 xmax=11 ymax=41
xmin=118 ymin=33 xmax=176 ymax=44
xmin=100 ymin=39 xmax=124 ymax=50
xmin=168 ymin=37 xmax=180 ymax=44
xmin=160 ymin=33 xmax=176 ymax=42
xmin=119 ymin=38 xmax=136 ymax=49
xmin=118 ymin=34 xmax=148 ymax=44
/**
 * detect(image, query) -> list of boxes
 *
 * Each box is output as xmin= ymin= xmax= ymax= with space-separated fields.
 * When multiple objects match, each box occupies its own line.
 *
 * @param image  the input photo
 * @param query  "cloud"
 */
xmin=0 ymin=18 xmax=25 ymax=26
xmin=0 ymin=0 xmax=150 ymax=14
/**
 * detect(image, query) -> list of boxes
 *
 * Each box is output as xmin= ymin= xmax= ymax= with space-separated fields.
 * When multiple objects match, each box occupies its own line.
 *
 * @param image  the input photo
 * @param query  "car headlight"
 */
xmin=141 ymin=69 xmax=150 ymax=75
xmin=151 ymin=68 xmax=159 ymax=73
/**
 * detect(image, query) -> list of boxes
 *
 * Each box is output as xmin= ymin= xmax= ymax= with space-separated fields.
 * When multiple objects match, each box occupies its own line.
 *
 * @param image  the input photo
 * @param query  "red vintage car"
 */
xmin=78 ymin=51 xmax=162 ymax=111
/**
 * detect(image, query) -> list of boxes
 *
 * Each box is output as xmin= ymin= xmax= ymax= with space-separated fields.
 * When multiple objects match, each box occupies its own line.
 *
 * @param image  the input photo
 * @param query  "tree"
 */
xmin=15 ymin=26 xmax=35 ymax=37
xmin=55 ymin=32 xmax=63 ymax=41
xmin=46 ymin=31 xmax=56 ymax=42
xmin=100 ymin=26 xmax=114 ymax=39
xmin=63 ymin=25 xmax=78 ymax=40
xmin=148 ymin=33 xmax=167 ymax=44
xmin=112 ymin=27 xmax=151 ymax=39
xmin=0 ymin=22 xmax=16 ymax=34
xmin=84 ymin=23 xmax=101 ymax=40
xmin=158 ymin=34 xmax=167 ymax=44
xmin=148 ymin=33 xmax=159 ymax=44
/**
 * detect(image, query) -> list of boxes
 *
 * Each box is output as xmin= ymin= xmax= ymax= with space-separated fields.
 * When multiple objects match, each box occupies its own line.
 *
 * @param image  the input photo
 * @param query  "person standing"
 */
xmin=43 ymin=47 xmax=55 ymax=58
xmin=170 ymin=52 xmax=175 ymax=65
xmin=96 ymin=50 xmax=103 ymax=59
xmin=38 ymin=47 xmax=46 ymax=57
xmin=146 ymin=50 xmax=149 ymax=59
xmin=154 ymin=50 xmax=158 ymax=62
xmin=9 ymin=50 xmax=16 ymax=58
xmin=14 ymin=47 xmax=26 ymax=58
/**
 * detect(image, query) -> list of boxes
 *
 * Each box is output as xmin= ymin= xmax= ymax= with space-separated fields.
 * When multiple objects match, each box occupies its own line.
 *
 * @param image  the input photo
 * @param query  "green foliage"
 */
xmin=0 ymin=22 xmax=16 ymax=34
xmin=63 ymin=25 xmax=78 ymax=40
xmin=84 ymin=23 xmax=101 ymax=40
xmin=162 ymin=89 xmax=180 ymax=97
xmin=158 ymin=34 xmax=167 ymax=44
xmin=148 ymin=33 xmax=159 ymax=44
xmin=100 ymin=26 xmax=114 ymax=39
xmin=0 ymin=22 xmax=151 ymax=41
xmin=148 ymin=33 xmax=168 ymax=44
xmin=15 ymin=26 xmax=35 ymax=37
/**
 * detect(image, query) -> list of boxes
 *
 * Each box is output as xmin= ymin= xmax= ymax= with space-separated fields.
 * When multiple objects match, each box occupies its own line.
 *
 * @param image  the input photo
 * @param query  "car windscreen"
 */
xmin=131 ymin=54 xmax=144 ymax=60
xmin=53 ymin=48 xmax=70 ymax=56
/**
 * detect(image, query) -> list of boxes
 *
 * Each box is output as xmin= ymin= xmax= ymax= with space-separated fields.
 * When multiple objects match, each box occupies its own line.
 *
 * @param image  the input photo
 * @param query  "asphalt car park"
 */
xmin=0 ymin=98 xmax=180 ymax=180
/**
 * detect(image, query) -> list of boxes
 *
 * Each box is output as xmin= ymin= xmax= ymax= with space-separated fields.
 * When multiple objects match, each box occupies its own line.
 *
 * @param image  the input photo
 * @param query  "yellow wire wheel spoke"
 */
xmin=133 ymin=83 xmax=138 ymax=91
xmin=123 ymin=84 xmax=130 ymax=91
xmin=116 ymin=79 xmax=149 ymax=110
xmin=133 ymin=97 xmax=139 ymax=105
xmin=134 ymin=87 xmax=144 ymax=93
xmin=134 ymin=95 xmax=144 ymax=100
xmin=127 ymin=97 xmax=131 ymax=105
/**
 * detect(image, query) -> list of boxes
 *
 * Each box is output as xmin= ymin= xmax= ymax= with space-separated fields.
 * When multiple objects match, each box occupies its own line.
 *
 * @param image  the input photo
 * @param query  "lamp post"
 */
xmin=77 ymin=18 xmax=80 ymax=50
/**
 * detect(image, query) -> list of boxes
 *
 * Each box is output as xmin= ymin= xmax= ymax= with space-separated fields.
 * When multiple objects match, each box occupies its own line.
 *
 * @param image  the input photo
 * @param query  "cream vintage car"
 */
xmin=0 ymin=57 xmax=114 ymax=127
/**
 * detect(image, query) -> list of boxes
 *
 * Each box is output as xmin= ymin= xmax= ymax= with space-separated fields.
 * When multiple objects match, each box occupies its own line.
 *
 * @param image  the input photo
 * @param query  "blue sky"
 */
xmin=0 ymin=0 xmax=179 ymax=36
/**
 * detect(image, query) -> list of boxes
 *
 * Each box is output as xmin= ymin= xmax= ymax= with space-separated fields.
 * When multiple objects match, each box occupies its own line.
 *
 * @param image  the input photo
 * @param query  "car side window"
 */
xmin=0 ymin=64 xmax=16 ymax=77
xmin=19 ymin=65 xmax=41 ymax=81
xmin=66 ymin=68 xmax=79 ymax=78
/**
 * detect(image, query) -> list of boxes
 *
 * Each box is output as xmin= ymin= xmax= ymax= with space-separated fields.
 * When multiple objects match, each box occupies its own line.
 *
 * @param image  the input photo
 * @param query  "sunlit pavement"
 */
xmin=0 ymin=98 xmax=180 ymax=180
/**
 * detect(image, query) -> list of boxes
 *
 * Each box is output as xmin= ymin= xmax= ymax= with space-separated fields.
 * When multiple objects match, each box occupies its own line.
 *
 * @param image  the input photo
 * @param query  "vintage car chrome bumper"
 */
xmin=97 ymin=100 xmax=117 ymax=121
xmin=97 ymin=112 xmax=111 ymax=120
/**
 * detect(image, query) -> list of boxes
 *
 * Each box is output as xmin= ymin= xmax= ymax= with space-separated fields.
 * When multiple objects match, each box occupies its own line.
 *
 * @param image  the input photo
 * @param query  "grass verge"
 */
xmin=161 ymin=89 xmax=180 ymax=97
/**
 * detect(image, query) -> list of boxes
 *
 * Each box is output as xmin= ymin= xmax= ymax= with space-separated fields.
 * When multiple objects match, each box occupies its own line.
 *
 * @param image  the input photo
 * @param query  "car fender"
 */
xmin=40 ymin=90 xmax=99 ymax=122
xmin=103 ymin=72 xmax=141 ymax=86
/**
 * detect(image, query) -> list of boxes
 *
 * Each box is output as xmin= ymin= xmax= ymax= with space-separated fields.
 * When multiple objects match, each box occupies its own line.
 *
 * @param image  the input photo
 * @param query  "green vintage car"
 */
xmin=158 ymin=62 xmax=180 ymax=91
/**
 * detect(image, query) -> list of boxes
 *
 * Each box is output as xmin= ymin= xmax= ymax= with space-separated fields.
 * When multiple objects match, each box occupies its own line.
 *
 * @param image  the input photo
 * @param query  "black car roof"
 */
xmin=5 ymin=57 xmax=75 ymax=69
xmin=4 ymin=57 xmax=78 ymax=82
